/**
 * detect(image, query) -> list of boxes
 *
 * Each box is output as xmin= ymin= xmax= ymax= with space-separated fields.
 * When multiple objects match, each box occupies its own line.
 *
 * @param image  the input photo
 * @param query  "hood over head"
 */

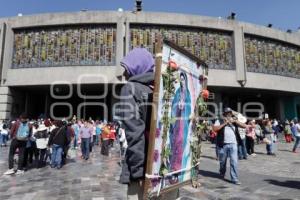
xmin=121 ymin=48 xmax=154 ymax=77
xmin=128 ymin=72 xmax=154 ymax=85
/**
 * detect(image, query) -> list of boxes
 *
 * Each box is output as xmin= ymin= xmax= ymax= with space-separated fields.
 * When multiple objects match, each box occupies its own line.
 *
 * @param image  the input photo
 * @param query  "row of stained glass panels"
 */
xmin=11 ymin=24 xmax=300 ymax=79
xmin=12 ymin=25 xmax=117 ymax=68
xmin=245 ymin=36 xmax=300 ymax=78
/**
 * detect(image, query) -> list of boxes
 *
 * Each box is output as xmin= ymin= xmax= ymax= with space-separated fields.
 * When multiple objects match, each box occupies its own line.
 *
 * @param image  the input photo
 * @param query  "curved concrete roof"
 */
xmin=1 ymin=11 xmax=299 ymax=45
xmin=0 ymin=11 xmax=300 ymax=93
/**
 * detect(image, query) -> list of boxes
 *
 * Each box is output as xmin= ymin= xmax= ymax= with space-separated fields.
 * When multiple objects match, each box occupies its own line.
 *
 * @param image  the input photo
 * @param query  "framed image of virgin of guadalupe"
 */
xmin=144 ymin=40 xmax=209 ymax=199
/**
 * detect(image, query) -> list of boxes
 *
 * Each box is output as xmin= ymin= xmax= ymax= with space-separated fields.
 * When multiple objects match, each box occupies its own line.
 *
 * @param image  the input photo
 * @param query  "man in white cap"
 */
xmin=213 ymin=107 xmax=246 ymax=185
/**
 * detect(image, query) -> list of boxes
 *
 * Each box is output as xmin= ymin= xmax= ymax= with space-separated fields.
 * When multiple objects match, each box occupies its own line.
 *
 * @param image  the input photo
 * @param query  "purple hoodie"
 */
xmin=121 ymin=48 xmax=154 ymax=77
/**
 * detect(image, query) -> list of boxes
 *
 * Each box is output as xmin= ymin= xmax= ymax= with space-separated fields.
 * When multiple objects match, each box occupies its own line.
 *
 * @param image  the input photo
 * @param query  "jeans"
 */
xmin=266 ymin=143 xmax=273 ymax=154
xmin=8 ymin=139 xmax=27 ymax=170
xmin=219 ymin=143 xmax=239 ymax=182
xmin=266 ymin=134 xmax=276 ymax=154
xmin=238 ymin=138 xmax=247 ymax=159
xmin=293 ymin=136 xmax=300 ymax=152
xmin=0 ymin=134 xmax=8 ymax=145
xmin=95 ymin=135 xmax=99 ymax=145
xmin=51 ymin=144 xmax=63 ymax=168
xmin=73 ymin=136 xmax=78 ymax=148
xmin=81 ymin=138 xmax=90 ymax=159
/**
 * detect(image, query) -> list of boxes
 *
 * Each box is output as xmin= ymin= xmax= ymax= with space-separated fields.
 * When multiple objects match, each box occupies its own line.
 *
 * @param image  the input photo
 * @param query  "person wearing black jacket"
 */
xmin=117 ymin=48 xmax=155 ymax=199
xmin=213 ymin=108 xmax=246 ymax=185
xmin=47 ymin=121 xmax=69 ymax=169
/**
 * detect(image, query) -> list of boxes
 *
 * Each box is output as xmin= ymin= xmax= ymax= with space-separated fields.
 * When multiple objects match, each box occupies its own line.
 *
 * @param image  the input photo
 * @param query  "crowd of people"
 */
xmin=2 ymin=113 xmax=125 ymax=175
xmin=0 ymin=47 xmax=155 ymax=199
xmin=207 ymin=108 xmax=300 ymax=185
xmin=208 ymin=115 xmax=300 ymax=157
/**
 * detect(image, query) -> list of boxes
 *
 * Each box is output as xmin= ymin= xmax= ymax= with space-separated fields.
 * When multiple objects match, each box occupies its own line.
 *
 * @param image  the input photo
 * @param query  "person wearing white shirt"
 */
xmin=213 ymin=108 xmax=247 ymax=185
xmin=0 ymin=122 xmax=8 ymax=147
xmin=292 ymin=121 xmax=300 ymax=153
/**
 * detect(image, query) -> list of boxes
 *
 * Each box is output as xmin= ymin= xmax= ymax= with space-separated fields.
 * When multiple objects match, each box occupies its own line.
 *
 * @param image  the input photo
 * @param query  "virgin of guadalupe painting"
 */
xmin=144 ymin=40 xmax=208 ymax=197
xmin=168 ymin=71 xmax=191 ymax=184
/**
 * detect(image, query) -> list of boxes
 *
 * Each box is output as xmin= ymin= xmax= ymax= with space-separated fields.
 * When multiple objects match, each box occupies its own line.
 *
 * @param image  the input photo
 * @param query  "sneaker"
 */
xmin=251 ymin=153 xmax=257 ymax=156
xmin=232 ymin=181 xmax=241 ymax=185
xmin=3 ymin=169 xmax=15 ymax=175
xmin=15 ymin=170 xmax=24 ymax=175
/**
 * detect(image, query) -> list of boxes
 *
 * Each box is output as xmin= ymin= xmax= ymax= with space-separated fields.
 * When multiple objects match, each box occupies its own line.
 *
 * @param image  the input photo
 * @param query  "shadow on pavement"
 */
xmin=278 ymin=149 xmax=293 ymax=153
xmin=198 ymin=169 xmax=221 ymax=179
xmin=198 ymin=170 xmax=233 ymax=185
xmin=265 ymin=179 xmax=300 ymax=190
xmin=201 ymin=155 xmax=218 ymax=161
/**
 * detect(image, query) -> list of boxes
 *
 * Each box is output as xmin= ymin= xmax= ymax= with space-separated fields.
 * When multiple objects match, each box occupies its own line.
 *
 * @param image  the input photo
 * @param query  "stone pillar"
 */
xmin=125 ymin=19 xmax=130 ymax=55
xmin=233 ymin=26 xmax=247 ymax=86
xmin=0 ymin=22 xmax=6 ymax=79
xmin=1 ymin=23 xmax=13 ymax=85
xmin=0 ymin=86 xmax=12 ymax=120
xmin=116 ymin=12 xmax=126 ymax=69
xmin=0 ymin=23 xmax=13 ymax=120
xmin=214 ymin=92 xmax=223 ymax=117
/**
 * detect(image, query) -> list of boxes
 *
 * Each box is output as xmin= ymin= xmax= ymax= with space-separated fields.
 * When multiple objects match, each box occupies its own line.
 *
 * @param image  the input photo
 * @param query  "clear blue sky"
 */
xmin=0 ymin=0 xmax=299 ymax=31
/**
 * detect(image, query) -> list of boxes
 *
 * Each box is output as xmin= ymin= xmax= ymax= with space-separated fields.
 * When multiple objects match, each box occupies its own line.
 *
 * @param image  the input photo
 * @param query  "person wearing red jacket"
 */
xmin=4 ymin=113 xmax=32 ymax=175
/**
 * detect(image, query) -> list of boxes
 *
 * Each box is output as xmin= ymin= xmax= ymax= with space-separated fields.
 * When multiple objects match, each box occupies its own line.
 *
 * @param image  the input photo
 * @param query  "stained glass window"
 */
xmin=130 ymin=25 xmax=234 ymax=70
xmin=12 ymin=25 xmax=117 ymax=68
xmin=245 ymin=35 xmax=300 ymax=78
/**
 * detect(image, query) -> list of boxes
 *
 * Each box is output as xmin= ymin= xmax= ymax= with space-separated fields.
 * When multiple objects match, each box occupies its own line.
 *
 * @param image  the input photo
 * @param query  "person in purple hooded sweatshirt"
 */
xmin=117 ymin=48 xmax=154 ymax=199
xmin=118 ymin=48 xmax=179 ymax=200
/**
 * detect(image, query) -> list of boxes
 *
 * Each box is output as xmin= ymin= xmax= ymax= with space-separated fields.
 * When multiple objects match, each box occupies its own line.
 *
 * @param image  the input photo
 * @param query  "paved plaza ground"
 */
xmin=181 ymin=140 xmax=300 ymax=200
xmin=0 ymin=139 xmax=299 ymax=200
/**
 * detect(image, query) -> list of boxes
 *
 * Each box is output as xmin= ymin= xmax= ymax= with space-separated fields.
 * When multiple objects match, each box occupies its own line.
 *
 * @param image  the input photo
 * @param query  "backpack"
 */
xmin=16 ymin=122 xmax=30 ymax=141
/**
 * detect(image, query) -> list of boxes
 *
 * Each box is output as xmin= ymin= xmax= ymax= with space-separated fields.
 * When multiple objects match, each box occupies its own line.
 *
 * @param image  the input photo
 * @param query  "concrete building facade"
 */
xmin=0 ymin=11 xmax=300 ymax=120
